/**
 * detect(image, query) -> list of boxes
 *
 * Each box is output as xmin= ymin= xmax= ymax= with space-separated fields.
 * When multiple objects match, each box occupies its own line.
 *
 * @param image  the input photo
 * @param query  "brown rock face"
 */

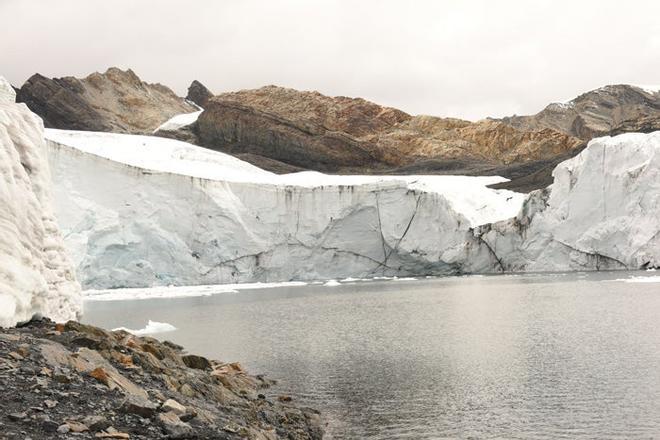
xmin=16 ymin=68 xmax=196 ymax=134
xmin=196 ymin=85 xmax=411 ymax=171
xmin=501 ymin=85 xmax=660 ymax=140
xmin=196 ymin=85 xmax=582 ymax=173
xmin=379 ymin=116 xmax=582 ymax=165
xmin=186 ymin=80 xmax=213 ymax=107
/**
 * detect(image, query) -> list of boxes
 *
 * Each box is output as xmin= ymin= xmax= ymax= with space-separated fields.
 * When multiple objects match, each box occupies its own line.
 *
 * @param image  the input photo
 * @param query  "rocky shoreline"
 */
xmin=0 ymin=319 xmax=323 ymax=439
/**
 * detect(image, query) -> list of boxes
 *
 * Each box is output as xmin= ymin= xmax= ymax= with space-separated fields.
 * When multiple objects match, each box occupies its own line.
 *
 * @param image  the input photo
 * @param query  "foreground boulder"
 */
xmin=16 ymin=68 xmax=196 ymax=134
xmin=0 ymin=77 xmax=81 ymax=328
xmin=0 ymin=318 xmax=323 ymax=439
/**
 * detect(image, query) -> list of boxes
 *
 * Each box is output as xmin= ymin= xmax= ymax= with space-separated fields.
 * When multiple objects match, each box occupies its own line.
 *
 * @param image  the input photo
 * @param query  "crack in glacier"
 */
xmin=374 ymin=193 xmax=387 ymax=261
xmin=554 ymin=239 xmax=628 ymax=270
xmin=473 ymin=231 xmax=505 ymax=272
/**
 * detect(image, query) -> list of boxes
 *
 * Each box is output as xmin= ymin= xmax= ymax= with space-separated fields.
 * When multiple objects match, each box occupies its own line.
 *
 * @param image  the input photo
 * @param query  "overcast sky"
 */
xmin=1 ymin=0 xmax=659 ymax=120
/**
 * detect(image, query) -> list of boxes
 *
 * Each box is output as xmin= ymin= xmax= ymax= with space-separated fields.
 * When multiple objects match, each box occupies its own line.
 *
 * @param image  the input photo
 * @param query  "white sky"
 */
xmin=1 ymin=0 xmax=658 ymax=120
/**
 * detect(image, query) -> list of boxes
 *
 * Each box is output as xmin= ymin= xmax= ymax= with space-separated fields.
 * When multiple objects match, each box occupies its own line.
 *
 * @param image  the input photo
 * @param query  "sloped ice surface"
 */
xmin=0 ymin=97 xmax=81 ymax=326
xmin=44 ymin=129 xmax=523 ymax=289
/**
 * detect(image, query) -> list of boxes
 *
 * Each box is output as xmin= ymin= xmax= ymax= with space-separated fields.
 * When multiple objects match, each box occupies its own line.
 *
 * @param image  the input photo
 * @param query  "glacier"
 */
xmin=475 ymin=132 xmax=660 ymax=271
xmin=44 ymin=129 xmax=524 ymax=289
xmin=0 ymin=78 xmax=81 ymax=327
xmin=41 ymin=110 xmax=660 ymax=291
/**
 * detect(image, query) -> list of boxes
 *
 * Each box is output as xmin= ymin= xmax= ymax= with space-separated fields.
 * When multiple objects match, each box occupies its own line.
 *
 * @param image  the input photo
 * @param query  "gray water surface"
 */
xmin=84 ymin=272 xmax=660 ymax=439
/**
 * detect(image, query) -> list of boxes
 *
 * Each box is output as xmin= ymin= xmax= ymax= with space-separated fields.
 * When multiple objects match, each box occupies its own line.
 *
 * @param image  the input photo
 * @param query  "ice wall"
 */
xmin=476 ymin=132 xmax=660 ymax=271
xmin=44 ymin=123 xmax=660 ymax=291
xmin=45 ymin=131 xmax=524 ymax=288
xmin=0 ymin=79 xmax=81 ymax=327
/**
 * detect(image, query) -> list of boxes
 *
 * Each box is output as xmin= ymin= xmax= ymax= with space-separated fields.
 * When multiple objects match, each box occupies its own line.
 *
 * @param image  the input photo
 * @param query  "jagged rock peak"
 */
xmin=186 ymin=80 xmax=213 ymax=107
xmin=501 ymin=84 xmax=660 ymax=140
xmin=16 ymin=68 xmax=196 ymax=134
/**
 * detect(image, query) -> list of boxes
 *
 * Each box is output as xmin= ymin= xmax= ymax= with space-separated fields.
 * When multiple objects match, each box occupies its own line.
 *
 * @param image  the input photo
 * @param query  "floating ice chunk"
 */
xmin=615 ymin=276 xmax=660 ymax=283
xmin=113 ymin=320 xmax=177 ymax=335
xmin=84 ymin=281 xmax=308 ymax=301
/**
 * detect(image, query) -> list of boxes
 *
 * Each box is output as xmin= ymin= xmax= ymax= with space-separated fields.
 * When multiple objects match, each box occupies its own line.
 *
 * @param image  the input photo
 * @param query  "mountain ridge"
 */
xmin=16 ymin=68 xmax=196 ymax=134
xmin=15 ymin=68 xmax=660 ymax=191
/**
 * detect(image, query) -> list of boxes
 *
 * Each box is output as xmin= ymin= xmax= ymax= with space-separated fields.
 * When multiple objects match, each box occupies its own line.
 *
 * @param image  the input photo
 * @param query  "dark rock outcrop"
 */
xmin=186 ymin=80 xmax=213 ymax=108
xmin=16 ymin=68 xmax=196 ymax=134
xmin=0 ymin=318 xmax=323 ymax=439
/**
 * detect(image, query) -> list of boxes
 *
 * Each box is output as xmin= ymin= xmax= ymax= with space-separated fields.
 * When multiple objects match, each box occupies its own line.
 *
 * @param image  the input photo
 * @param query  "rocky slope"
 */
xmin=165 ymin=83 xmax=658 ymax=191
xmin=16 ymin=68 xmax=196 ymax=134
xmin=194 ymin=86 xmax=584 ymax=174
xmin=0 ymin=318 xmax=323 ymax=439
xmin=500 ymin=85 xmax=660 ymax=140
xmin=0 ymin=78 xmax=81 ymax=328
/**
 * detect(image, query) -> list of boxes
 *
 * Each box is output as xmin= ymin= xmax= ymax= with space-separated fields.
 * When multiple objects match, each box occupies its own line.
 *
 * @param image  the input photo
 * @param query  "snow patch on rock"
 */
xmin=154 ymin=110 xmax=203 ymax=133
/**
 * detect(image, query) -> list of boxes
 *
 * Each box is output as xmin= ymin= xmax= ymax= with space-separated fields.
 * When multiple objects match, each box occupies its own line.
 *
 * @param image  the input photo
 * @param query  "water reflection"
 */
xmin=85 ymin=273 xmax=660 ymax=439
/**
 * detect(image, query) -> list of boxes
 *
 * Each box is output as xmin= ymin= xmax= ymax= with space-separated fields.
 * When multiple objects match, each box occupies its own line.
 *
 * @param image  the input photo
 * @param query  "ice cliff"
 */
xmin=0 ymin=78 xmax=81 ymax=327
xmin=44 ymin=130 xmax=524 ymax=289
xmin=475 ymin=132 xmax=660 ymax=271
xmin=43 ymin=118 xmax=660 ymax=290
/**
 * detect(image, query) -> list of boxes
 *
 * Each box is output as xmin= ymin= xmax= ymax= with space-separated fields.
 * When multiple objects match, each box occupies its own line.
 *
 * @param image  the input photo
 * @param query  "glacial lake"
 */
xmin=84 ymin=272 xmax=660 ymax=439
